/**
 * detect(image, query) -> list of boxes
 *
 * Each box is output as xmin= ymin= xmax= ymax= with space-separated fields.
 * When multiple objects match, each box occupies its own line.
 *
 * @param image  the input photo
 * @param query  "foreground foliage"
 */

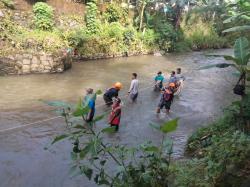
xmin=174 ymin=99 xmax=250 ymax=187
xmin=47 ymin=92 xmax=179 ymax=186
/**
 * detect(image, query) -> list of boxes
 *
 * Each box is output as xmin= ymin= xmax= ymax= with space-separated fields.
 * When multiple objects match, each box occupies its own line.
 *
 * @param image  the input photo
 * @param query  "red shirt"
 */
xmin=109 ymin=104 xmax=121 ymax=125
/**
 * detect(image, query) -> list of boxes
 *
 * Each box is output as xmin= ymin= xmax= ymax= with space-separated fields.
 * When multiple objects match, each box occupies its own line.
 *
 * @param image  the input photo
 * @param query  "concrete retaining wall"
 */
xmin=0 ymin=52 xmax=72 ymax=75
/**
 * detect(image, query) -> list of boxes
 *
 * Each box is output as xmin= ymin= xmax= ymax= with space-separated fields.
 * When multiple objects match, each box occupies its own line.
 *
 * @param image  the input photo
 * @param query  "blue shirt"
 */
xmin=169 ymin=76 xmax=177 ymax=83
xmin=105 ymin=88 xmax=119 ymax=98
xmin=83 ymin=94 xmax=96 ymax=112
xmin=88 ymin=99 xmax=95 ymax=113
xmin=155 ymin=75 xmax=164 ymax=82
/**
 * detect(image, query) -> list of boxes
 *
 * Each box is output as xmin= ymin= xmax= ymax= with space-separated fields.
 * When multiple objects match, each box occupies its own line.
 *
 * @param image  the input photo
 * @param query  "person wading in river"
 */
xmin=83 ymin=88 xmax=96 ymax=122
xmin=109 ymin=97 xmax=122 ymax=131
xmin=175 ymin=68 xmax=185 ymax=95
xmin=154 ymin=71 xmax=164 ymax=91
xmin=156 ymin=83 xmax=175 ymax=114
xmin=169 ymin=71 xmax=177 ymax=84
xmin=176 ymin=68 xmax=185 ymax=82
xmin=128 ymin=73 xmax=139 ymax=102
xmin=103 ymin=82 xmax=122 ymax=106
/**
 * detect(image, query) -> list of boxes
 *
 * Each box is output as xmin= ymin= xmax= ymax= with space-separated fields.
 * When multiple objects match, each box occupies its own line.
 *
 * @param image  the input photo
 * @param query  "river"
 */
xmin=0 ymin=49 xmax=239 ymax=187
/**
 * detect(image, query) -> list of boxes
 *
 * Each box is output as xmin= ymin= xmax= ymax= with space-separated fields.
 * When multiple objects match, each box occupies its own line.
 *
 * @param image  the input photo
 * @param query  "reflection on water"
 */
xmin=0 ymin=49 xmax=239 ymax=187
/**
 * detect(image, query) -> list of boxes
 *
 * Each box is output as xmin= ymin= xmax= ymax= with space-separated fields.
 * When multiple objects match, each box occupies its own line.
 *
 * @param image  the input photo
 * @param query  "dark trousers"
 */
xmin=103 ymin=94 xmax=113 ymax=106
xmin=111 ymin=124 xmax=119 ymax=131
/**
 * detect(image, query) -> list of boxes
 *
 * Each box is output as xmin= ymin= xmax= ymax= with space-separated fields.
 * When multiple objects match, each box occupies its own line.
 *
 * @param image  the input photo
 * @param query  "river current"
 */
xmin=0 ymin=49 xmax=239 ymax=187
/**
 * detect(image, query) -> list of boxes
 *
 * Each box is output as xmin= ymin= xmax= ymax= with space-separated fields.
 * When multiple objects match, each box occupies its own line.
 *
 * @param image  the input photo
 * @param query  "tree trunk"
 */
xmin=174 ymin=5 xmax=182 ymax=29
xmin=139 ymin=2 xmax=146 ymax=31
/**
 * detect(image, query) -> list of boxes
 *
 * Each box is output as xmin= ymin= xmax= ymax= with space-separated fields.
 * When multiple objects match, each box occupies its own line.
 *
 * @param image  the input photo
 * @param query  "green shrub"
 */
xmin=182 ymin=20 xmax=229 ymax=50
xmin=142 ymin=29 xmax=158 ymax=47
xmin=174 ymin=41 xmax=192 ymax=52
xmin=65 ymin=28 xmax=88 ymax=48
xmin=1 ymin=0 xmax=14 ymax=9
xmin=174 ymin=131 xmax=250 ymax=187
xmin=104 ymin=3 xmax=128 ymax=24
xmin=123 ymin=26 xmax=136 ymax=46
xmin=85 ymin=0 xmax=99 ymax=35
xmin=104 ymin=22 xmax=124 ymax=39
xmin=156 ymin=22 xmax=177 ymax=52
xmin=174 ymin=100 xmax=250 ymax=187
xmin=186 ymin=110 xmax=237 ymax=155
xmin=33 ymin=2 xmax=54 ymax=31
xmin=18 ymin=30 xmax=68 ymax=53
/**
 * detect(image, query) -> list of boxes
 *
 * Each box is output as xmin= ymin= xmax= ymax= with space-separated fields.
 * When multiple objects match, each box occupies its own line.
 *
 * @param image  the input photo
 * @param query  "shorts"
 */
xmin=158 ymin=99 xmax=172 ymax=110
xmin=130 ymin=93 xmax=138 ymax=102
xmin=86 ymin=110 xmax=95 ymax=122
xmin=103 ymin=94 xmax=113 ymax=106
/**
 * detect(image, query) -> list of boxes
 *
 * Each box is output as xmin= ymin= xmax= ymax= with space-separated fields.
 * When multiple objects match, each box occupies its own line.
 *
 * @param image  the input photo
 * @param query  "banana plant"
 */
xmin=201 ymin=37 xmax=250 ymax=73
xmin=200 ymin=37 xmax=250 ymax=96
xmin=223 ymin=0 xmax=250 ymax=33
xmin=223 ymin=37 xmax=250 ymax=73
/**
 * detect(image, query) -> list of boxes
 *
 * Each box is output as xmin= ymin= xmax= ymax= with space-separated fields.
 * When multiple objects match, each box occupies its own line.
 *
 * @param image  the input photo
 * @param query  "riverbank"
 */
xmin=173 ymin=97 xmax=250 ymax=186
xmin=172 ymin=69 xmax=250 ymax=186
xmin=0 ymin=0 xmax=231 ymax=76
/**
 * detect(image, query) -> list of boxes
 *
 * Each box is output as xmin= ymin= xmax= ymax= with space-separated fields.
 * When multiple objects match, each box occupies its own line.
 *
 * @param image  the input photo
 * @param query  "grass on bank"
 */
xmin=0 ymin=0 xmax=233 ymax=57
xmin=172 ymin=95 xmax=250 ymax=187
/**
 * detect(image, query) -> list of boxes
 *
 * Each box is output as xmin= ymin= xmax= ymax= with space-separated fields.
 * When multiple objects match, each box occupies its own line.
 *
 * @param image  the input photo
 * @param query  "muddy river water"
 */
xmin=0 ymin=49 xmax=239 ymax=187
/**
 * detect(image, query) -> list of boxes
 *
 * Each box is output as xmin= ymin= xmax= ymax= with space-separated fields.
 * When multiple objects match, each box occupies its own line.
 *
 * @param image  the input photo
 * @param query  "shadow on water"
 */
xmin=0 ymin=49 xmax=240 ymax=187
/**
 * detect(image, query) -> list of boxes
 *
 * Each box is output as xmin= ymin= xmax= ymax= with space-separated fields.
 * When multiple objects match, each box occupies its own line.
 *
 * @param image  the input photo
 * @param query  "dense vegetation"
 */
xmin=174 ymin=98 xmax=250 ymax=186
xmin=1 ymin=0 xmax=243 ymax=57
xmin=1 ymin=0 xmax=249 ymax=186
xmin=42 ymin=0 xmax=250 ymax=186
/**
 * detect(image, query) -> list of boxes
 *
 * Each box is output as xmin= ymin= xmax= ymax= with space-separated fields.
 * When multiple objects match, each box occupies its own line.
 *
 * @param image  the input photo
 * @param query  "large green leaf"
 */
xmin=241 ymin=14 xmax=250 ymax=21
xmin=234 ymin=37 xmax=250 ymax=65
xmin=223 ymin=56 xmax=238 ymax=62
xmin=223 ymin=25 xmax=250 ymax=33
xmin=42 ymin=100 xmax=73 ymax=108
xmin=73 ymin=106 xmax=89 ymax=117
xmin=80 ymin=144 xmax=92 ymax=159
xmin=73 ymin=99 xmax=90 ymax=117
xmin=101 ymin=126 xmax=116 ymax=133
xmin=73 ymin=124 xmax=86 ymax=129
xmin=93 ymin=114 xmax=105 ymax=123
xmin=163 ymin=138 xmax=173 ymax=154
xmin=160 ymin=118 xmax=179 ymax=133
xmin=95 ymin=90 xmax=102 ymax=95
xmin=80 ymin=166 xmax=93 ymax=180
xmin=149 ymin=123 xmax=161 ymax=130
xmin=223 ymin=12 xmax=250 ymax=24
xmin=51 ymin=134 xmax=69 ymax=144
xmin=143 ymin=145 xmax=159 ymax=152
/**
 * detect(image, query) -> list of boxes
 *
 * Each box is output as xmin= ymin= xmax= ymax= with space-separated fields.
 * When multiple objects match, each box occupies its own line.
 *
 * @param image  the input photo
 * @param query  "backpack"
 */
xmin=233 ymin=85 xmax=245 ymax=95
xmin=163 ymin=89 xmax=172 ymax=101
xmin=233 ymin=73 xmax=245 ymax=96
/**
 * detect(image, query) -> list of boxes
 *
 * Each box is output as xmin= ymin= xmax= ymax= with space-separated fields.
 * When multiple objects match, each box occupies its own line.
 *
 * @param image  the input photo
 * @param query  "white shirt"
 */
xmin=176 ymin=74 xmax=185 ymax=81
xmin=129 ymin=79 xmax=139 ymax=94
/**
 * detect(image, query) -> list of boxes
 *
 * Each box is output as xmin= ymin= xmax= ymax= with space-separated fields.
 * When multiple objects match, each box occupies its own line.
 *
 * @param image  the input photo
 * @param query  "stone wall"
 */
xmin=0 ymin=52 xmax=72 ymax=75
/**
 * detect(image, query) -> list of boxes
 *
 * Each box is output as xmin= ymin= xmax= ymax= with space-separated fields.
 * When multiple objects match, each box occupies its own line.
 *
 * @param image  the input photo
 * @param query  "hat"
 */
xmin=169 ymin=83 xmax=175 ymax=87
xmin=114 ymin=82 xmax=122 ymax=90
